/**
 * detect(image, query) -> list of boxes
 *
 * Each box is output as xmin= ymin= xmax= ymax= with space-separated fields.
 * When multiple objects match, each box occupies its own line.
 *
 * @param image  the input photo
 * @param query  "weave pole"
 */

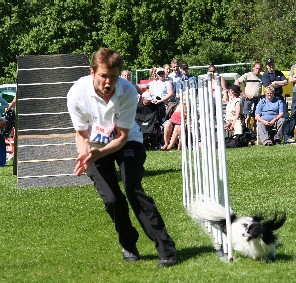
xmin=180 ymin=74 xmax=233 ymax=261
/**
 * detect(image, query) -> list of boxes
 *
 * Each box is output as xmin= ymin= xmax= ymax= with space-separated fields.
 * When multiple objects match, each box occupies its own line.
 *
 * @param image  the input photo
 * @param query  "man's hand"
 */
xmin=74 ymin=153 xmax=90 ymax=176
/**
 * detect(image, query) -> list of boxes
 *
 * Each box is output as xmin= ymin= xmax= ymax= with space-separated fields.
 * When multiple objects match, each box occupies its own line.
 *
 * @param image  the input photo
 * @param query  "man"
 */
xmin=175 ymin=62 xmax=195 ymax=102
xmin=67 ymin=48 xmax=176 ymax=267
xmin=235 ymin=61 xmax=262 ymax=130
xmin=168 ymin=59 xmax=183 ymax=100
xmin=262 ymin=58 xmax=288 ymax=100
xmin=255 ymin=86 xmax=285 ymax=145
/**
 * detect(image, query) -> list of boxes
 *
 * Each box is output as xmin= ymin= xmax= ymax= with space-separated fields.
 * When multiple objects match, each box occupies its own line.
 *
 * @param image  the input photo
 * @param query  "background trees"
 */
xmin=0 ymin=0 xmax=295 ymax=83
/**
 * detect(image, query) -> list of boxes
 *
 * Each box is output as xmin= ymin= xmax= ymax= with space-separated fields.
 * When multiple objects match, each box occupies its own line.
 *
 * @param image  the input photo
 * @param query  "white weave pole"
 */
xmin=180 ymin=74 xmax=233 ymax=261
xmin=180 ymin=81 xmax=190 ymax=207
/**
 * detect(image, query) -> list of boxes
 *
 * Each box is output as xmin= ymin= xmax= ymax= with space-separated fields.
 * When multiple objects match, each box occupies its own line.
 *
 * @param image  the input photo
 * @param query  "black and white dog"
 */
xmin=190 ymin=200 xmax=286 ymax=261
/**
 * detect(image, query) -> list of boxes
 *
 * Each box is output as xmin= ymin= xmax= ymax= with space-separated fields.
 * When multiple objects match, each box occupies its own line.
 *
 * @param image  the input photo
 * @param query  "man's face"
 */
xmin=91 ymin=64 xmax=120 ymax=96
xmin=122 ymin=71 xmax=131 ymax=81
xmin=267 ymin=63 xmax=275 ymax=72
xmin=181 ymin=67 xmax=189 ymax=75
xmin=171 ymin=63 xmax=180 ymax=74
xmin=253 ymin=64 xmax=262 ymax=75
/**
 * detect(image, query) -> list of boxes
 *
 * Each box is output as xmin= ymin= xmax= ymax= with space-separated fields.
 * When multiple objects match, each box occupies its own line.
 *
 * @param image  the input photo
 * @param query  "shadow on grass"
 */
xmin=140 ymin=245 xmax=214 ymax=262
xmin=116 ymin=168 xmax=182 ymax=181
xmin=275 ymin=253 xmax=293 ymax=261
xmin=144 ymin=168 xmax=182 ymax=177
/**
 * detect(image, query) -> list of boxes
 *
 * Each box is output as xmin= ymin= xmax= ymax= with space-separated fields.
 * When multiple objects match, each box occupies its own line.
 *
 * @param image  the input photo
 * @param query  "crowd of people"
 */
xmin=129 ymin=57 xmax=296 ymax=148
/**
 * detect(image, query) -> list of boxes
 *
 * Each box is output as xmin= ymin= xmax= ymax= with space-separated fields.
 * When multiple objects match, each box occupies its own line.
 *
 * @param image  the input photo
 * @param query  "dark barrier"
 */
xmin=16 ymin=54 xmax=92 ymax=188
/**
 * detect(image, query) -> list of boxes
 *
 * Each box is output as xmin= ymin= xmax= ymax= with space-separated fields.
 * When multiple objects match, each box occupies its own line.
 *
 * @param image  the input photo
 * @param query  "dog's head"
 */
xmin=241 ymin=217 xmax=263 ymax=241
xmin=242 ymin=212 xmax=286 ymax=244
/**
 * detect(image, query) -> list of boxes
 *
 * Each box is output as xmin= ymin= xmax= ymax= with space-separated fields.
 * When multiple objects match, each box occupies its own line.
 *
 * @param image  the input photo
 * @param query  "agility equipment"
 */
xmin=179 ymin=73 xmax=233 ymax=261
xmin=16 ymin=54 xmax=91 ymax=188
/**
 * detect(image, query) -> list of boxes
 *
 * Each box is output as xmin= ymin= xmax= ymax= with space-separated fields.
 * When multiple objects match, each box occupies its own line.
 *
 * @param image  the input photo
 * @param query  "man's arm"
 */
xmin=74 ymin=130 xmax=91 ymax=176
xmin=74 ymin=127 xmax=129 ymax=176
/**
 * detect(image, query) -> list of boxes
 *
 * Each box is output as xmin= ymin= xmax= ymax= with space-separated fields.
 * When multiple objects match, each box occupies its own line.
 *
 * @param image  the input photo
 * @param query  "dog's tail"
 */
xmin=263 ymin=211 xmax=287 ymax=231
xmin=189 ymin=198 xmax=236 ymax=225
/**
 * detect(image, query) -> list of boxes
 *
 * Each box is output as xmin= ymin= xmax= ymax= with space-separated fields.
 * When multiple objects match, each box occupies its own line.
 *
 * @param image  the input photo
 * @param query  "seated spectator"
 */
xmin=224 ymin=85 xmax=243 ymax=135
xmin=149 ymin=68 xmax=174 ymax=103
xmin=255 ymin=86 xmax=285 ymax=145
xmin=136 ymin=91 xmax=162 ymax=150
xmin=137 ymin=91 xmax=159 ymax=115
xmin=149 ymin=67 xmax=174 ymax=121
xmin=161 ymin=102 xmax=183 ymax=151
xmin=121 ymin=70 xmax=143 ymax=96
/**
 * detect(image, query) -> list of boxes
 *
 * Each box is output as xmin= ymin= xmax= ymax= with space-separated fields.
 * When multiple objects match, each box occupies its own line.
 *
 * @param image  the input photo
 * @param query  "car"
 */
xmin=0 ymin=84 xmax=17 ymax=103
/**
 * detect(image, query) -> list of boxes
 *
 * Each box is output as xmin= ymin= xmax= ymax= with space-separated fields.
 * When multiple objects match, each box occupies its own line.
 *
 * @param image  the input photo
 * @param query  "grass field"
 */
xmin=1 ymin=145 xmax=296 ymax=283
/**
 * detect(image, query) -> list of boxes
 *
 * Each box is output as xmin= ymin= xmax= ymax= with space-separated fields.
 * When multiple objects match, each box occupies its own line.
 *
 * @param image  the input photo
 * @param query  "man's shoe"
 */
xmin=158 ymin=255 xmax=177 ymax=268
xmin=286 ymin=138 xmax=296 ymax=144
xmin=122 ymin=248 xmax=140 ymax=262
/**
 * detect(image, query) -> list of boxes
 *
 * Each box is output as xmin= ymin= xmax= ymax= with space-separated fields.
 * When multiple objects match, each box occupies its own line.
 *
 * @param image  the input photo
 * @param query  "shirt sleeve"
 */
xmin=116 ymin=84 xmax=138 ymax=129
xmin=238 ymin=73 xmax=247 ymax=84
xmin=255 ymin=100 xmax=263 ymax=115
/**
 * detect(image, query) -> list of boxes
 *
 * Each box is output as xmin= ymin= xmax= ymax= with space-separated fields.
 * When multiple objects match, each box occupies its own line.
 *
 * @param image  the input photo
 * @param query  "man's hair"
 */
xmin=90 ymin=48 xmax=123 ymax=73
xmin=253 ymin=61 xmax=262 ymax=68
xmin=170 ymin=59 xmax=179 ymax=66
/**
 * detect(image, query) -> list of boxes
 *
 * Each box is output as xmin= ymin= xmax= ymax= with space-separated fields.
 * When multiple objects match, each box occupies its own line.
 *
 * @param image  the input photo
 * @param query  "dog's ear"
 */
xmin=252 ymin=214 xmax=263 ymax=222
xmin=264 ymin=211 xmax=286 ymax=231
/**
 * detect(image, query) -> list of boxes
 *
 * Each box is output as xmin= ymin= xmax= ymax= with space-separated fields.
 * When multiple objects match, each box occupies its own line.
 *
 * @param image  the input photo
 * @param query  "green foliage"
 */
xmin=0 ymin=0 xmax=296 ymax=82
xmin=1 ymin=146 xmax=296 ymax=282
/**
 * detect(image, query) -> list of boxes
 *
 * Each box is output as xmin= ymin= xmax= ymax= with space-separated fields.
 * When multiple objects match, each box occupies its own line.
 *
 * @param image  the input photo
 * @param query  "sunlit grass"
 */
xmin=1 ymin=145 xmax=296 ymax=282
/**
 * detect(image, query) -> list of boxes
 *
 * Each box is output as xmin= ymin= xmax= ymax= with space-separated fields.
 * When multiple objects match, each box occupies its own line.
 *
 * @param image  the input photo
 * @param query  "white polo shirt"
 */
xmin=67 ymin=75 xmax=143 ymax=147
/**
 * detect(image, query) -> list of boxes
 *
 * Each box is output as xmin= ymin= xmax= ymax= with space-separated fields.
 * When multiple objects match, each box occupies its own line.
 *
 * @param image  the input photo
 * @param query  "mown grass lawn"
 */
xmin=1 ymin=145 xmax=296 ymax=283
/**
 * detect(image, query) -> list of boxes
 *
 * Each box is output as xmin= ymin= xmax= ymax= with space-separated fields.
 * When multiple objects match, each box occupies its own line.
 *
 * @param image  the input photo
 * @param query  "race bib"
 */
xmin=90 ymin=123 xmax=117 ymax=148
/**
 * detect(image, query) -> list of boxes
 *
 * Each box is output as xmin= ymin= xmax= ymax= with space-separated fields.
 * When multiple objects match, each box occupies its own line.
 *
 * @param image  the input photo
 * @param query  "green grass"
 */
xmin=1 ymin=146 xmax=296 ymax=283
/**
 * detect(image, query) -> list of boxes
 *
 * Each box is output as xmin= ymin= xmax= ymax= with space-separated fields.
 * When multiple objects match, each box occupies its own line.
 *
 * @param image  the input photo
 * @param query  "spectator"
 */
xmin=284 ymin=64 xmax=296 ymax=143
xmin=137 ymin=91 xmax=159 ymax=115
xmin=121 ymin=70 xmax=143 ymax=96
xmin=163 ymin=64 xmax=171 ymax=80
xmin=136 ymin=91 xmax=163 ymax=150
xmin=67 ymin=48 xmax=176 ymax=267
xmin=168 ymin=59 xmax=183 ymax=99
xmin=235 ymin=61 xmax=263 ymax=130
xmin=255 ymin=86 xmax=285 ymax=145
xmin=161 ymin=102 xmax=183 ymax=151
xmin=175 ymin=62 xmax=195 ymax=102
xmin=149 ymin=67 xmax=174 ymax=121
xmin=224 ymin=85 xmax=244 ymax=135
xmin=262 ymin=58 xmax=288 ymax=100
xmin=207 ymin=64 xmax=228 ymax=103
xmin=149 ymin=67 xmax=158 ymax=81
